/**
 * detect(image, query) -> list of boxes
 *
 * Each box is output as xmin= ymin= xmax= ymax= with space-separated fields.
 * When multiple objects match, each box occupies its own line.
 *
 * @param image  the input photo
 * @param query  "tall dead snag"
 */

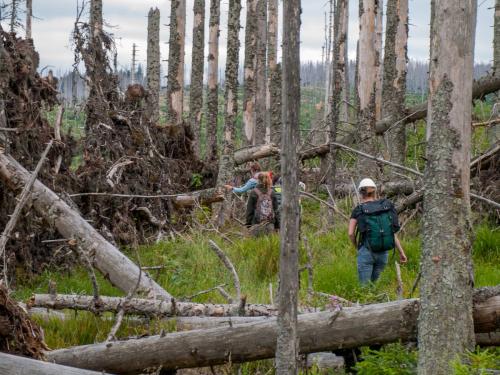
xmin=146 ymin=8 xmax=161 ymax=125
xmin=340 ymin=1 xmax=350 ymax=123
xmin=206 ymin=0 xmax=221 ymax=162
xmin=166 ymin=0 xmax=186 ymax=126
xmin=327 ymin=0 xmax=348 ymax=201
xmin=9 ymin=0 xmax=18 ymax=33
xmin=382 ymin=0 xmax=408 ymax=165
xmin=214 ymin=0 xmax=242 ymax=227
xmin=254 ymin=0 xmax=267 ymax=144
xmin=494 ymin=0 xmax=500 ymax=75
xmin=189 ymin=0 xmax=205 ymax=155
xmin=276 ymin=0 xmax=301 ymax=373
xmin=418 ymin=1 xmax=477 ymax=374
xmin=25 ymin=0 xmax=32 ymax=39
xmin=266 ymin=0 xmax=279 ymax=143
xmin=374 ymin=0 xmax=384 ymax=121
xmin=356 ymin=0 xmax=378 ymax=176
xmin=243 ymin=0 xmax=258 ymax=145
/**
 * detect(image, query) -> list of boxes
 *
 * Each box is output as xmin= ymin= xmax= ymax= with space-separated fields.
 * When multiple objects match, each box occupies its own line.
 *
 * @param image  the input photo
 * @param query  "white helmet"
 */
xmin=358 ymin=178 xmax=377 ymax=191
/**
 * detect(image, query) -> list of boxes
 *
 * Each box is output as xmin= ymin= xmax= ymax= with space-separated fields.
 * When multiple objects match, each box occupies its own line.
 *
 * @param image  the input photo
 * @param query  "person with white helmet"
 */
xmin=348 ymin=178 xmax=407 ymax=285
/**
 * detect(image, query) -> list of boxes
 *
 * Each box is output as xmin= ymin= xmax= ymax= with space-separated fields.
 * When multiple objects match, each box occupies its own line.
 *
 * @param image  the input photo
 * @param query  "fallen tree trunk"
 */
xmin=45 ymin=292 xmax=499 ymax=373
xmin=375 ymin=74 xmax=500 ymax=134
xmin=29 ymin=294 xmax=279 ymax=317
xmin=173 ymin=188 xmax=224 ymax=207
xmin=0 ymin=352 xmax=108 ymax=375
xmin=0 ymin=151 xmax=172 ymax=299
xmin=233 ymin=143 xmax=280 ymax=165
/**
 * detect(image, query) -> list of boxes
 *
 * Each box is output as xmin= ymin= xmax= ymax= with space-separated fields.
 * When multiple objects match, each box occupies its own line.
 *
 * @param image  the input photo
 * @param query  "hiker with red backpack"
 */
xmin=348 ymin=178 xmax=407 ymax=285
xmin=245 ymin=172 xmax=280 ymax=236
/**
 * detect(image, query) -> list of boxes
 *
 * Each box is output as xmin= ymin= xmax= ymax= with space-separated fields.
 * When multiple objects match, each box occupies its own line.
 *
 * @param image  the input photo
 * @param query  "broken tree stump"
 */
xmin=0 ymin=151 xmax=172 ymax=299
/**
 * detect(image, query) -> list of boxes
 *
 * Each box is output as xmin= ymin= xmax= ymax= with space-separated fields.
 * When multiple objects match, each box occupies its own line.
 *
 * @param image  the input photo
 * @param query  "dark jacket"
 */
xmin=245 ymin=184 xmax=280 ymax=228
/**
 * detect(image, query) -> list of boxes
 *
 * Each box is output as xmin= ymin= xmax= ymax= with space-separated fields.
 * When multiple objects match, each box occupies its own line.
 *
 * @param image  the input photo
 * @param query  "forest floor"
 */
xmin=12 ymin=195 xmax=500 ymax=374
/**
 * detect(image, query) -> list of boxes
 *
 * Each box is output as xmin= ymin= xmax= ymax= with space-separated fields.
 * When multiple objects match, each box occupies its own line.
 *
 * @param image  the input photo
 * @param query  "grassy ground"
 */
xmin=13 ymin=197 xmax=499 ymax=363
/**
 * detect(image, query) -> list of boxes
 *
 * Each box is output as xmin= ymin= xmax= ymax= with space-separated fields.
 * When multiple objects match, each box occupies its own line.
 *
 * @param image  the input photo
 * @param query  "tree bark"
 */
xmin=9 ymin=0 xmax=18 ymax=33
xmin=494 ymin=0 xmax=500 ymax=75
xmin=277 ymin=0 xmax=301 ymax=373
xmin=266 ymin=0 xmax=279 ymax=143
xmin=146 ymin=8 xmax=161 ymax=125
xmin=254 ymin=0 xmax=267 ymax=145
xmin=189 ymin=0 xmax=205 ymax=155
xmin=166 ymin=0 xmax=186 ymax=126
xmin=382 ymin=0 xmax=409 ymax=164
xmin=418 ymin=1 xmax=477 ymax=374
xmin=30 ymin=294 xmax=278 ymax=317
xmin=205 ymin=0 xmax=221 ymax=162
xmin=374 ymin=0 xmax=384 ymax=122
xmin=213 ymin=0 xmax=242 ymax=227
xmin=243 ymin=0 xmax=258 ymax=145
xmin=340 ymin=0 xmax=350 ymax=124
xmin=356 ymin=0 xmax=378 ymax=176
xmin=44 ymin=293 xmax=499 ymax=374
xmin=233 ymin=143 xmax=280 ymax=165
xmin=25 ymin=0 xmax=32 ymax=39
xmin=0 ymin=152 xmax=172 ymax=300
xmin=0 ymin=352 xmax=106 ymax=375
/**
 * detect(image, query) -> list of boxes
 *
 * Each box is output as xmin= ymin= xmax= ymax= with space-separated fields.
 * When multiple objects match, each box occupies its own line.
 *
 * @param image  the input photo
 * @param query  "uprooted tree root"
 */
xmin=0 ymin=27 xmax=78 ymax=283
xmin=0 ymin=284 xmax=48 ymax=358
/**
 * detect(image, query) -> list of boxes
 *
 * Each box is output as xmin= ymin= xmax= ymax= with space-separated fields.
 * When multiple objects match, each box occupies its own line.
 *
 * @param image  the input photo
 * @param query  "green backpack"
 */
xmin=356 ymin=199 xmax=399 ymax=252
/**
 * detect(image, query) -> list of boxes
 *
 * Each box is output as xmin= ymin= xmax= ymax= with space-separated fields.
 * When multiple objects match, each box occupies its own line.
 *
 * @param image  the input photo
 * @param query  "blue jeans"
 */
xmin=357 ymin=245 xmax=389 ymax=285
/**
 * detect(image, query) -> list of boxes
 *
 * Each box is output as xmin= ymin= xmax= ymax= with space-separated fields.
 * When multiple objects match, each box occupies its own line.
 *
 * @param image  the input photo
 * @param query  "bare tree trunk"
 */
xmin=266 ymin=0 xmax=279 ymax=143
xmin=276 ymin=0 xmax=301 ymax=373
xmin=254 ymin=0 xmax=267 ymax=144
xmin=214 ymin=0 xmax=242 ymax=227
xmin=382 ymin=0 xmax=408 ymax=165
xmin=90 ymin=0 xmax=103 ymax=38
xmin=322 ymin=1 xmax=334 ymax=125
xmin=131 ymin=43 xmax=137 ymax=84
xmin=418 ymin=1 xmax=477 ymax=374
xmin=327 ymin=0 xmax=347 ymax=203
xmin=72 ymin=68 xmax=78 ymax=107
xmin=44 ymin=292 xmax=499 ymax=373
xmin=494 ymin=0 xmax=500 ymax=75
xmin=166 ymin=0 xmax=186 ymax=126
xmin=25 ymin=0 xmax=32 ymax=39
xmin=146 ymin=8 xmax=161 ymax=125
xmin=205 ymin=0 xmax=221 ymax=162
xmin=356 ymin=0 xmax=378 ymax=177
xmin=243 ymin=0 xmax=258 ymax=145
xmin=340 ymin=0 xmax=350 ymax=123
xmin=9 ymin=0 xmax=18 ymax=33
xmin=189 ymin=0 xmax=205 ymax=155
xmin=374 ymin=0 xmax=384 ymax=122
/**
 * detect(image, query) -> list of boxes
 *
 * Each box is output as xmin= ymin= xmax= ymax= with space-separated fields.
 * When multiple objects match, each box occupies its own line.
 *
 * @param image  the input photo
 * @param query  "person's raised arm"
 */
xmin=228 ymin=178 xmax=257 ymax=194
xmin=348 ymin=218 xmax=358 ymax=248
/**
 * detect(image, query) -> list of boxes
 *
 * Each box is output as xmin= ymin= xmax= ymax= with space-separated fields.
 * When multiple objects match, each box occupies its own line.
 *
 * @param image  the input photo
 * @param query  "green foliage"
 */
xmin=190 ymin=172 xmax=203 ymax=188
xmin=355 ymin=343 xmax=418 ymax=375
xmin=452 ymin=347 xmax=500 ymax=375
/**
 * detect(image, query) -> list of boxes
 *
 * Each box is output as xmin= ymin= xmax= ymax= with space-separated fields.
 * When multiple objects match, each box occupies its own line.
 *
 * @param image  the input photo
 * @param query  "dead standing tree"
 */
xmin=418 ymin=1 xmax=477 ymax=374
xmin=213 ymin=0 xmax=242 ymax=227
xmin=25 ymin=0 xmax=32 ymax=39
xmin=189 ymin=0 xmax=205 ymax=155
xmin=206 ymin=0 xmax=221 ymax=162
xmin=254 ymin=0 xmax=267 ymax=145
xmin=146 ymin=7 xmax=161 ymax=125
xmin=276 ymin=0 xmax=301 ymax=372
xmin=166 ymin=0 xmax=186 ymax=127
xmin=243 ymin=0 xmax=258 ymax=145
xmin=267 ymin=0 xmax=281 ymax=145
xmin=374 ymin=0 xmax=383 ymax=122
xmin=356 ymin=0 xmax=379 ymax=177
xmin=494 ymin=0 xmax=500 ymax=75
xmin=382 ymin=0 xmax=408 ymax=164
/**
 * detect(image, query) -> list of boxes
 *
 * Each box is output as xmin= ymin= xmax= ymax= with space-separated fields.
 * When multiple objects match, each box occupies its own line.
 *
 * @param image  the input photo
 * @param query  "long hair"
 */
xmin=258 ymin=172 xmax=272 ymax=190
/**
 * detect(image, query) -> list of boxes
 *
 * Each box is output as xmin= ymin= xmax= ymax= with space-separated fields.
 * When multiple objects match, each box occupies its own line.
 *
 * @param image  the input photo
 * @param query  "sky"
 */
xmin=0 ymin=0 xmax=496 ymax=76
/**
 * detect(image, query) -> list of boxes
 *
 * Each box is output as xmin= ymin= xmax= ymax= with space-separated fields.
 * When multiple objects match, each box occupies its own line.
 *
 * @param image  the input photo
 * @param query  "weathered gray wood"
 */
xmin=233 ymin=143 xmax=280 ymax=165
xmin=277 ymin=0 xmax=301 ymax=372
xmin=146 ymin=8 xmax=161 ymax=125
xmin=418 ymin=1 xmax=477 ymax=374
xmin=30 ymin=294 xmax=279 ymax=317
xmin=266 ymin=0 xmax=280 ymax=144
xmin=254 ymin=0 xmax=267 ymax=145
xmin=0 ymin=352 xmax=107 ymax=375
xmin=44 ymin=294 xmax=499 ymax=373
xmin=494 ymin=0 xmax=500 ymax=75
xmin=0 ymin=152 xmax=172 ymax=299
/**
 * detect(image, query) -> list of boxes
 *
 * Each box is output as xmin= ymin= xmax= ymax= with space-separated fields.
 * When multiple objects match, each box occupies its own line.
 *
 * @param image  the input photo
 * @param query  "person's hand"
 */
xmin=224 ymin=184 xmax=233 ymax=191
xmin=399 ymin=251 xmax=408 ymax=264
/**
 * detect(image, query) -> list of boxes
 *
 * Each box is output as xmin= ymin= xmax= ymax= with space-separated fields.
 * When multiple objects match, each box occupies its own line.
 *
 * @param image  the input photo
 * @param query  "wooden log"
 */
xmin=44 ymin=293 xmax=499 ymax=373
xmin=375 ymin=74 xmax=500 ymax=134
xmin=0 ymin=151 xmax=172 ymax=300
xmin=29 ymin=294 xmax=279 ymax=317
xmin=0 ymin=352 xmax=107 ymax=375
xmin=173 ymin=188 xmax=224 ymax=208
xmin=233 ymin=143 xmax=280 ymax=165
